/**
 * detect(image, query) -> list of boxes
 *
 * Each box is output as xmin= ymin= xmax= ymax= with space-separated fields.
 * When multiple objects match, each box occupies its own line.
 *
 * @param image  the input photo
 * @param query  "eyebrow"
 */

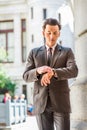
xmin=46 ymin=31 xmax=58 ymax=33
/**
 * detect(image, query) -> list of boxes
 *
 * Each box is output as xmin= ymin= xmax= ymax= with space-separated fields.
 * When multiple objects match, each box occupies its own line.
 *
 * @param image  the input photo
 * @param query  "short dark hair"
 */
xmin=42 ymin=18 xmax=61 ymax=30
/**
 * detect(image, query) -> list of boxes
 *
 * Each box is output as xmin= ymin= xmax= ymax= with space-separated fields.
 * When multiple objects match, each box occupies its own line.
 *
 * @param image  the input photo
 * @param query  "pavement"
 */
xmin=71 ymin=120 xmax=87 ymax=130
xmin=24 ymin=116 xmax=87 ymax=130
xmin=26 ymin=116 xmax=38 ymax=130
xmin=26 ymin=116 xmax=87 ymax=130
xmin=0 ymin=116 xmax=39 ymax=130
xmin=1 ymin=116 xmax=87 ymax=130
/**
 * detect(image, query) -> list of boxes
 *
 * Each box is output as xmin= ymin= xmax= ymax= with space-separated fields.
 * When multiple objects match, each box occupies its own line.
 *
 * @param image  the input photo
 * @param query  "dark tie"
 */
xmin=47 ymin=48 xmax=53 ymax=110
xmin=47 ymin=48 xmax=52 ymax=66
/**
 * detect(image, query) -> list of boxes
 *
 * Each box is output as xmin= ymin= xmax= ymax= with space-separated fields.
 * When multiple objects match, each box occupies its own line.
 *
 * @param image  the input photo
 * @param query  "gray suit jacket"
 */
xmin=23 ymin=44 xmax=78 ymax=114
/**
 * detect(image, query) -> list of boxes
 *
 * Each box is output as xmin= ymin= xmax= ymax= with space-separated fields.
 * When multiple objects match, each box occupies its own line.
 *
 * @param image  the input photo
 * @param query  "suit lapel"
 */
xmin=39 ymin=46 xmax=47 ymax=65
xmin=51 ymin=44 xmax=62 ymax=67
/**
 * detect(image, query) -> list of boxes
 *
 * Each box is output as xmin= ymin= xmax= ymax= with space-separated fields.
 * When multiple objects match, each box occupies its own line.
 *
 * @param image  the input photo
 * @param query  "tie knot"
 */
xmin=49 ymin=47 xmax=52 ymax=50
xmin=48 ymin=48 xmax=52 ymax=53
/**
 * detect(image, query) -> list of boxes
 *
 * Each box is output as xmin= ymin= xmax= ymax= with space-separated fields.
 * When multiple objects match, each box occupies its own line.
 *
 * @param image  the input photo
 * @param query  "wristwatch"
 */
xmin=52 ymin=69 xmax=58 ymax=78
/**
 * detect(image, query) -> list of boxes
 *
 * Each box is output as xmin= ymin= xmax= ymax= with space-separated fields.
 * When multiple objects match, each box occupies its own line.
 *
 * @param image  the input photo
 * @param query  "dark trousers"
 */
xmin=36 ymin=97 xmax=70 ymax=130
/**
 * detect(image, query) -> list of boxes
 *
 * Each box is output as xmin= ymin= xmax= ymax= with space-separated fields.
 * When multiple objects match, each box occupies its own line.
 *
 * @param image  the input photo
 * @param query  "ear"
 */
xmin=58 ymin=31 xmax=60 ymax=37
xmin=42 ymin=31 xmax=45 ymax=36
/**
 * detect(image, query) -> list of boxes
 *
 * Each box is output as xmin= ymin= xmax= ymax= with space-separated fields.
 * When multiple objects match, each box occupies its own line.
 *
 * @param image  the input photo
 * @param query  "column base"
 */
xmin=70 ymin=78 xmax=87 ymax=120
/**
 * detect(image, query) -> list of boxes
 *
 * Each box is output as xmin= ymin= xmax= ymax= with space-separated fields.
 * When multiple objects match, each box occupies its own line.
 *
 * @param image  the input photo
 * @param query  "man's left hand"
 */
xmin=41 ymin=70 xmax=54 ymax=86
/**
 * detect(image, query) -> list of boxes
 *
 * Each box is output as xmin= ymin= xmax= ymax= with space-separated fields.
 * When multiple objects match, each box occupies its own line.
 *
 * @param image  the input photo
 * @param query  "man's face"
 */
xmin=43 ymin=24 xmax=60 ymax=47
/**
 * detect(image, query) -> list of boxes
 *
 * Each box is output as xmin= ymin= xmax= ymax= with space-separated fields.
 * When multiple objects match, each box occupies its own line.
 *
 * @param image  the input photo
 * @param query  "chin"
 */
xmin=47 ymin=42 xmax=55 ymax=47
xmin=50 ymin=42 xmax=55 ymax=46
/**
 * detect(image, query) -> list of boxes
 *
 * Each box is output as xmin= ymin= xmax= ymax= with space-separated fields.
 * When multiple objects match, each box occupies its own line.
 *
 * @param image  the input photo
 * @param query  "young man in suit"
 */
xmin=23 ymin=18 xmax=78 ymax=130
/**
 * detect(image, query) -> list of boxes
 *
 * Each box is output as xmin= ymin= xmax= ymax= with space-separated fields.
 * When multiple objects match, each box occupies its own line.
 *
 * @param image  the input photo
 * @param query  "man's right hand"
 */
xmin=36 ymin=66 xmax=52 ymax=74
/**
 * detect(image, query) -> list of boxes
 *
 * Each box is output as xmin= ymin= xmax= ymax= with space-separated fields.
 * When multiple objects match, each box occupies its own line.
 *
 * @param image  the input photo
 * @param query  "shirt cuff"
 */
xmin=52 ymin=69 xmax=58 ymax=78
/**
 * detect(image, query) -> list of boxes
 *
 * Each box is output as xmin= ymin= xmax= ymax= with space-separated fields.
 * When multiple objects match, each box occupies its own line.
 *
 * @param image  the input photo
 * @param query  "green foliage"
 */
xmin=0 ymin=72 xmax=16 ymax=96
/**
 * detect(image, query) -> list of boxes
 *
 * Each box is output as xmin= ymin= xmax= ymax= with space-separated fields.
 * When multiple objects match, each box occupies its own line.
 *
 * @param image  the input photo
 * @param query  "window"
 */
xmin=58 ymin=13 xmax=61 ymax=24
xmin=22 ymin=85 xmax=27 ymax=100
xmin=43 ymin=9 xmax=47 ymax=19
xmin=0 ymin=21 xmax=14 ymax=63
xmin=21 ymin=19 xmax=26 ymax=62
xmin=31 ymin=34 xmax=34 ymax=43
xmin=31 ymin=7 xmax=34 ymax=19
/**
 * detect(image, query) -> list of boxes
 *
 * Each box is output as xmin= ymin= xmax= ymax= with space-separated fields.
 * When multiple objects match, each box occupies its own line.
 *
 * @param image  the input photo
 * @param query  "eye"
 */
xmin=54 ymin=32 xmax=57 ymax=35
xmin=47 ymin=32 xmax=51 ymax=35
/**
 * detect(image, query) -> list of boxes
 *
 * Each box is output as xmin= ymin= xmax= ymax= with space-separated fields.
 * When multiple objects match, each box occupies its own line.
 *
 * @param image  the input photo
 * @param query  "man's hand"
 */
xmin=41 ymin=70 xmax=54 ymax=86
xmin=36 ymin=66 xmax=52 ymax=74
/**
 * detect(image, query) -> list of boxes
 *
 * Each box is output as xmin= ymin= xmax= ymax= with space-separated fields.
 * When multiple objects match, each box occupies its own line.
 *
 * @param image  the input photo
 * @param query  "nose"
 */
xmin=50 ymin=34 xmax=54 ymax=40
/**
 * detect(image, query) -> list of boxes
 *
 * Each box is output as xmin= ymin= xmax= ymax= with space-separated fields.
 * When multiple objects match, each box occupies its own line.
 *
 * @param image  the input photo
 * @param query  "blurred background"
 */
xmin=0 ymin=0 xmax=75 ymax=103
xmin=0 ymin=0 xmax=87 ymax=129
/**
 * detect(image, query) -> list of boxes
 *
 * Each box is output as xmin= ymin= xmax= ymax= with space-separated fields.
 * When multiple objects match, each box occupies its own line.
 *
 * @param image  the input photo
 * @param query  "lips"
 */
xmin=50 ymin=40 xmax=55 ymax=42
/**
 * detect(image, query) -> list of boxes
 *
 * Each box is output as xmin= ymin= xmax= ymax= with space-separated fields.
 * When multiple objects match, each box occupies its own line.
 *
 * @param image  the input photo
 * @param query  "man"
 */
xmin=23 ymin=18 xmax=78 ymax=130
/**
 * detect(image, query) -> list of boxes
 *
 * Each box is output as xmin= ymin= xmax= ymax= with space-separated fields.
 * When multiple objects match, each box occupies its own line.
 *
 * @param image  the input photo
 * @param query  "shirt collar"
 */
xmin=46 ymin=43 xmax=57 ymax=51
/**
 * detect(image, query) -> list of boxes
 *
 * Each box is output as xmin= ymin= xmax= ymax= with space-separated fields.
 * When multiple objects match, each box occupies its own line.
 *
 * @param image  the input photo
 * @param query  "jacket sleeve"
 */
xmin=23 ymin=49 xmax=39 ymax=82
xmin=53 ymin=48 xmax=78 ymax=80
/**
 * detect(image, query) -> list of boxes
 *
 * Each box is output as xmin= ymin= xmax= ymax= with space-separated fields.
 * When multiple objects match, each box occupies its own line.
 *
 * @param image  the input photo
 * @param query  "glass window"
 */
xmin=0 ymin=33 xmax=6 ymax=62
xmin=58 ymin=13 xmax=61 ymax=24
xmin=0 ymin=21 xmax=13 ymax=30
xmin=22 ymin=19 xmax=26 ymax=62
xmin=43 ymin=9 xmax=47 ymax=19
xmin=8 ymin=32 xmax=14 ymax=61
xmin=31 ymin=7 xmax=34 ymax=19
xmin=0 ymin=33 xmax=6 ymax=48
xmin=31 ymin=34 xmax=34 ymax=43
xmin=0 ymin=21 xmax=14 ymax=63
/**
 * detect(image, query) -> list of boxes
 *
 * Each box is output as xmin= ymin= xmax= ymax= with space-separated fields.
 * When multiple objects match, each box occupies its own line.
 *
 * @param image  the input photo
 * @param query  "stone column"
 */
xmin=14 ymin=14 xmax=22 ymax=65
xmin=70 ymin=0 xmax=87 ymax=129
xmin=26 ymin=12 xmax=34 ymax=104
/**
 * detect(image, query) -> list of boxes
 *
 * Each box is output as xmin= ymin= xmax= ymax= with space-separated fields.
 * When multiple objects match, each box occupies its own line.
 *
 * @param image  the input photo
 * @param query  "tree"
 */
xmin=0 ymin=48 xmax=16 ymax=97
xmin=0 ymin=72 xmax=16 ymax=96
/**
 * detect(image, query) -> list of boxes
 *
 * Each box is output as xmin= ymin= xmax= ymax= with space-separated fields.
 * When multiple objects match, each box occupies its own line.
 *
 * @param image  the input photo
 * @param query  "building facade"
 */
xmin=0 ymin=0 xmax=74 ymax=103
xmin=70 ymin=0 xmax=87 ymax=122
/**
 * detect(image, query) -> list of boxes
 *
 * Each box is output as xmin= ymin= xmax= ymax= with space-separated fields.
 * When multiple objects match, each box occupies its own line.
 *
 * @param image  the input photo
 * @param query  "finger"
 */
xmin=45 ymin=78 xmax=50 ymax=84
xmin=41 ymin=78 xmax=50 ymax=86
xmin=41 ymin=80 xmax=48 ymax=86
xmin=41 ymin=78 xmax=48 ymax=86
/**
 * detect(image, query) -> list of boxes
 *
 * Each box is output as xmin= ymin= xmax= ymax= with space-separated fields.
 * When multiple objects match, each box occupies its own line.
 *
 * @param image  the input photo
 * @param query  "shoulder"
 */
xmin=58 ymin=44 xmax=72 ymax=52
xmin=32 ymin=46 xmax=44 ymax=52
xmin=57 ymin=44 xmax=74 ymax=58
xmin=30 ymin=46 xmax=45 ymax=55
xmin=60 ymin=45 xmax=71 ymax=51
